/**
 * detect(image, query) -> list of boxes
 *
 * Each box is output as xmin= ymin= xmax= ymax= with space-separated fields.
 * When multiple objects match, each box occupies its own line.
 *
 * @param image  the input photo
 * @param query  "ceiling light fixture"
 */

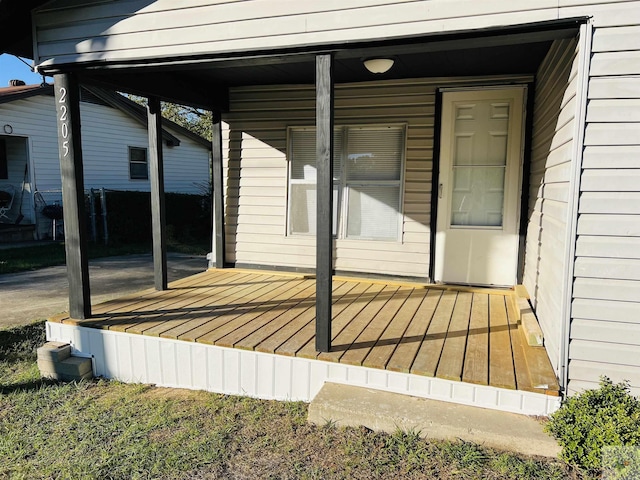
xmin=363 ymin=58 xmax=395 ymax=74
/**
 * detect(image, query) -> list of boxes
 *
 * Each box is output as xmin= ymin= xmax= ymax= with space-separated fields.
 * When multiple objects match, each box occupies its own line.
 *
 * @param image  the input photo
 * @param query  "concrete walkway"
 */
xmin=309 ymin=383 xmax=561 ymax=458
xmin=0 ymin=253 xmax=207 ymax=329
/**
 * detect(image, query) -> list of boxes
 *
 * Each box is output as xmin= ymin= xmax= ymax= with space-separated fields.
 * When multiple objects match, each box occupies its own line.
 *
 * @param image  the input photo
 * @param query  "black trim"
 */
xmin=517 ymin=82 xmax=537 ymax=284
xmin=38 ymin=17 xmax=588 ymax=76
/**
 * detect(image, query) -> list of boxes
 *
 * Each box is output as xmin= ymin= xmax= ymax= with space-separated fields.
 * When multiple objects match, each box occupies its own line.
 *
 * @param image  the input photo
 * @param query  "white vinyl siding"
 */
xmin=569 ymin=16 xmax=640 ymax=396
xmin=223 ymin=78 xmax=433 ymax=277
xmin=523 ymin=38 xmax=580 ymax=376
xmin=0 ymin=93 xmax=209 ymax=237
xmin=0 ymin=94 xmax=209 ymax=195
xmin=32 ymin=0 xmax=565 ymax=67
xmin=223 ymin=75 xmax=527 ymax=277
xmin=33 ymin=1 xmax=640 ymax=70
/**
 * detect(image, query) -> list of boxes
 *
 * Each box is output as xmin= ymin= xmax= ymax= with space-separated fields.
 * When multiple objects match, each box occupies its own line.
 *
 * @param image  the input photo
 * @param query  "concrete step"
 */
xmin=37 ymin=341 xmax=93 ymax=382
xmin=308 ymin=382 xmax=560 ymax=458
xmin=37 ymin=341 xmax=71 ymax=363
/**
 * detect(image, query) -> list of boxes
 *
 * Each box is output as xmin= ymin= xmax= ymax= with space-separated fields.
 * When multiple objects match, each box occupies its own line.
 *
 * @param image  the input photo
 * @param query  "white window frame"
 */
xmin=286 ymin=123 xmax=406 ymax=242
xmin=128 ymin=146 xmax=149 ymax=180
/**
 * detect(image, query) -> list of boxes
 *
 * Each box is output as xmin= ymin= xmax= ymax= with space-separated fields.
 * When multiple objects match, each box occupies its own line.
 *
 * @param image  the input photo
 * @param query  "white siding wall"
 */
xmin=223 ymin=79 xmax=433 ymax=277
xmin=569 ymin=13 xmax=640 ymax=396
xmin=80 ymin=101 xmax=210 ymax=194
xmin=1 ymin=96 xmax=59 ymax=225
xmin=0 ymin=94 xmax=209 ymax=237
xmin=28 ymin=0 xmax=640 ymax=395
xmin=32 ymin=1 xmax=640 ymax=68
xmin=523 ymin=38 xmax=579 ymax=376
xmin=0 ymin=94 xmax=208 ymax=195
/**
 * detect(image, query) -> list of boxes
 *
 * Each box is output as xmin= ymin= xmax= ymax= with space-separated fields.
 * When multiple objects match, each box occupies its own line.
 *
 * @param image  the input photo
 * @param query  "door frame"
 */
xmin=431 ymin=85 xmax=528 ymax=286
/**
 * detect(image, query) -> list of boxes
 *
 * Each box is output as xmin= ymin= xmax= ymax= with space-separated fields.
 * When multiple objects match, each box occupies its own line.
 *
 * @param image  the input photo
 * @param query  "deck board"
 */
xmin=284 ymin=280 xmax=375 ymax=358
xmin=436 ymin=291 xmax=472 ymax=382
xmin=489 ymin=295 xmax=517 ymax=390
xmin=221 ymin=279 xmax=321 ymax=349
xmin=386 ymin=289 xmax=441 ymax=373
xmin=317 ymin=285 xmax=398 ymax=363
xmin=410 ymin=290 xmax=456 ymax=377
xmin=507 ymin=297 xmax=534 ymax=392
xmin=362 ymin=288 xmax=425 ymax=370
xmin=340 ymin=286 xmax=413 ymax=367
xmin=51 ymin=269 xmax=559 ymax=396
xmin=188 ymin=276 xmax=306 ymax=344
xmin=261 ymin=281 xmax=356 ymax=355
xmin=123 ymin=272 xmax=271 ymax=335
xmin=127 ymin=273 xmax=260 ymax=336
xmin=172 ymin=275 xmax=287 ymax=342
xmin=461 ymin=293 xmax=489 ymax=386
xmin=298 ymin=282 xmax=384 ymax=360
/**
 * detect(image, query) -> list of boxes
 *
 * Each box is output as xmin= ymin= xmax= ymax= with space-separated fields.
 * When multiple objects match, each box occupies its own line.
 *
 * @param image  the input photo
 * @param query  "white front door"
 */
xmin=434 ymin=87 xmax=525 ymax=286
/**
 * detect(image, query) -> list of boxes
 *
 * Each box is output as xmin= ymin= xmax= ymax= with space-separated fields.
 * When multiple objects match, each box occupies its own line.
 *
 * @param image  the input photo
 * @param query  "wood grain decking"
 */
xmin=50 ymin=268 xmax=560 ymax=396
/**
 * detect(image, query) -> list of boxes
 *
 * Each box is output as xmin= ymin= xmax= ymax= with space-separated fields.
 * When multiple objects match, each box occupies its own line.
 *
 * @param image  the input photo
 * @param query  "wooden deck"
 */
xmin=50 ymin=268 xmax=559 ymax=396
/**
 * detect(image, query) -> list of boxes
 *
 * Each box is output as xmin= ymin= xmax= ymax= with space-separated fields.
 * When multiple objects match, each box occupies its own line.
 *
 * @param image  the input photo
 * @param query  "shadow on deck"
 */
xmin=49 ymin=268 xmax=560 ymax=397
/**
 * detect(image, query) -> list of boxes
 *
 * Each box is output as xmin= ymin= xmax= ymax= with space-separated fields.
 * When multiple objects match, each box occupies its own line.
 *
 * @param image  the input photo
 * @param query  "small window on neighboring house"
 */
xmin=288 ymin=125 xmax=405 ymax=241
xmin=129 ymin=147 xmax=148 ymax=180
xmin=0 ymin=138 xmax=8 ymax=179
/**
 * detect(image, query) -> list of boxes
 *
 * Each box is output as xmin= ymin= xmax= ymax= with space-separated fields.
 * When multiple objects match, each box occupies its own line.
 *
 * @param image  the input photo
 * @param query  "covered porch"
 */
xmin=47 ymin=268 xmax=560 ymax=415
xmin=28 ymin=5 xmax=590 ymax=412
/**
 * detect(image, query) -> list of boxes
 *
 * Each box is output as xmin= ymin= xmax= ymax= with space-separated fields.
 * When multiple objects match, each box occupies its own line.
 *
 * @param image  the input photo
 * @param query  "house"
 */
xmin=2 ymin=0 xmax=639 ymax=416
xmin=0 ymin=81 xmax=211 ymax=240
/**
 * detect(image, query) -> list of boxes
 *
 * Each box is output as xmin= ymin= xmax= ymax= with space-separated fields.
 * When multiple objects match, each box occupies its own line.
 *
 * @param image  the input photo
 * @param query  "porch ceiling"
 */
xmin=74 ymin=22 xmax=580 ymax=110
xmin=50 ymin=268 xmax=560 ymax=397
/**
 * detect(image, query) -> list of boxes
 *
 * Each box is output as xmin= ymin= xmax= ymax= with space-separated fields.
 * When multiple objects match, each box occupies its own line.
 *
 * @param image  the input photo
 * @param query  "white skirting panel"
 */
xmin=46 ymin=322 xmax=561 ymax=416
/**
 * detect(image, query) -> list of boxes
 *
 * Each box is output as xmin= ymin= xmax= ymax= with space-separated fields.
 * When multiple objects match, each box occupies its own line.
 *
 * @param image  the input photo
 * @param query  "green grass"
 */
xmin=0 ymin=241 xmax=208 ymax=274
xmin=0 ymin=323 xmax=583 ymax=480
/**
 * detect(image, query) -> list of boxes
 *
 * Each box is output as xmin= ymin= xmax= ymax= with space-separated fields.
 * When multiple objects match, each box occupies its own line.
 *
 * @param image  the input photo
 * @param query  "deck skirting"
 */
xmin=46 ymin=321 xmax=561 ymax=416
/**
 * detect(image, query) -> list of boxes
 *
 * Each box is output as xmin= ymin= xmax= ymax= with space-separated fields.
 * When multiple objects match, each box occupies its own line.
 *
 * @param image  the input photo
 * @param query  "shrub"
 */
xmin=545 ymin=376 xmax=640 ymax=475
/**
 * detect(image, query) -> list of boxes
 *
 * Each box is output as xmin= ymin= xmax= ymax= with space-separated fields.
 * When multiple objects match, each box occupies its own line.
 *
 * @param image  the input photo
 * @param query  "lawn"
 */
xmin=0 ymin=241 xmax=209 ymax=275
xmin=0 ymin=323 xmax=583 ymax=480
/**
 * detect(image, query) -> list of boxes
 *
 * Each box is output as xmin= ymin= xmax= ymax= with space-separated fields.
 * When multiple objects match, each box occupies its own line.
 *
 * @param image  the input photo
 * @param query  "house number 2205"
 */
xmin=58 ymin=86 xmax=69 ymax=157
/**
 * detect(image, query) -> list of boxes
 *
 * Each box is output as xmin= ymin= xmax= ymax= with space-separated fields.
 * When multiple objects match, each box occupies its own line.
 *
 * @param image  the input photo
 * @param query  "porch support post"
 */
xmin=315 ymin=53 xmax=334 ymax=352
xmin=147 ymin=96 xmax=168 ymax=290
xmin=211 ymin=111 xmax=225 ymax=268
xmin=54 ymin=73 xmax=91 ymax=319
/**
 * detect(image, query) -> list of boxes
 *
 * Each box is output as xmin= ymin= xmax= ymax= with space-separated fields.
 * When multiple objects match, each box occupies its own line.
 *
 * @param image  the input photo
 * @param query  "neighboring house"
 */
xmin=2 ymin=0 xmax=639 ymax=413
xmin=0 ymin=82 xmax=210 ymax=239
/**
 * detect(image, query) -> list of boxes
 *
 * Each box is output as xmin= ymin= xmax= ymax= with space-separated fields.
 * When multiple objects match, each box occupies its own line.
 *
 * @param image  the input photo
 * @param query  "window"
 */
xmin=0 ymin=138 xmax=7 ymax=179
xmin=288 ymin=125 xmax=405 ymax=241
xmin=128 ymin=147 xmax=148 ymax=180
